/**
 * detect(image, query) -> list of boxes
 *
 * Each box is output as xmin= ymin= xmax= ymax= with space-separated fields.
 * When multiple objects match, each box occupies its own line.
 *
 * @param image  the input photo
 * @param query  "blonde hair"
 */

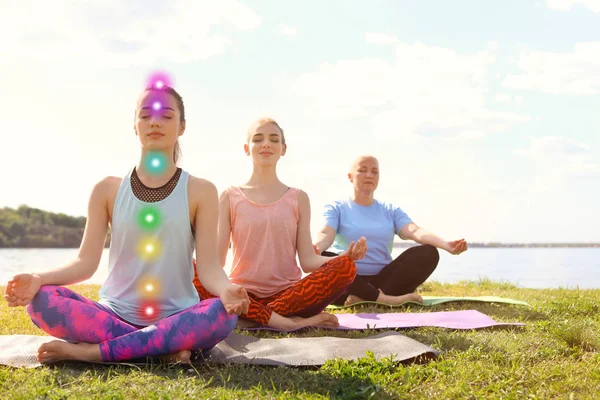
xmin=247 ymin=118 xmax=286 ymax=145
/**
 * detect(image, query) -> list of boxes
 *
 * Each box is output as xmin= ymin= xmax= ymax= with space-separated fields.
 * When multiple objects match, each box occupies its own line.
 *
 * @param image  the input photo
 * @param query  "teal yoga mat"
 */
xmin=327 ymin=295 xmax=530 ymax=309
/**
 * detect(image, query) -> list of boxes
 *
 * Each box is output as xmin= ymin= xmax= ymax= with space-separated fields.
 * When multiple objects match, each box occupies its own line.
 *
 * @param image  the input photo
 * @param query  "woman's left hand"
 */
xmin=340 ymin=236 xmax=368 ymax=260
xmin=446 ymin=239 xmax=468 ymax=255
xmin=220 ymin=284 xmax=250 ymax=315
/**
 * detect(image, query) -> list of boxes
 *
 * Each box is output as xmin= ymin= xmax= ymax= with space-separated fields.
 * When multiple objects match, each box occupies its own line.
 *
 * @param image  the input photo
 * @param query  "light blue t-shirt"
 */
xmin=323 ymin=198 xmax=412 ymax=276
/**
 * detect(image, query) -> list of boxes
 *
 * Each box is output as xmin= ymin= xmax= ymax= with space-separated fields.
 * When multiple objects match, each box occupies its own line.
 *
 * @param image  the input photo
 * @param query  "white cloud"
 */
xmin=279 ymin=24 xmax=297 ymax=37
xmin=494 ymin=94 xmax=527 ymax=108
xmin=503 ymin=43 xmax=600 ymax=94
xmin=515 ymin=95 xmax=526 ymax=108
xmin=514 ymin=136 xmax=599 ymax=176
xmin=276 ymin=36 xmax=529 ymax=139
xmin=495 ymin=94 xmax=512 ymax=103
xmin=365 ymin=32 xmax=399 ymax=46
xmin=546 ymin=0 xmax=600 ymax=13
xmin=0 ymin=0 xmax=261 ymax=67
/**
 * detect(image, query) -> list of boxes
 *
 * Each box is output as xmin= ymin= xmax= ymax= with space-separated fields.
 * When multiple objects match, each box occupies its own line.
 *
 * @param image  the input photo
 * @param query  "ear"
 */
xmin=179 ymin=121 xmax=186 ymax=137
xmin=281 ymin=143 xmax=287 ymax=156
xmin=347 ymin=172 xmax=353 ymax=182
xmin=134 ymin=125 xmax=138 ymax=136
xmin=244 ymin=143 xmax=250 ymax=155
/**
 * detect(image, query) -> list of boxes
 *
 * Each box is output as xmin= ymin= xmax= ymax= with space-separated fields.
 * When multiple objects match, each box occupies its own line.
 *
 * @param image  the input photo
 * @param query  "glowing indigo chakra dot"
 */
xmin=143 ymin=151 xmax=167 ymax=175
xmin=152 ymin=101 xmax=161 ymax=111
xmin=138 ymin=207 xmax=161 ymax=231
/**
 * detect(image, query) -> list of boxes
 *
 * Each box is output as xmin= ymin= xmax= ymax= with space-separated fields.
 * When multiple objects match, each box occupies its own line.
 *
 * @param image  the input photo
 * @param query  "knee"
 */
xmin=26 ymin=285 xmax=58 ymax=327
xmin=27 ymin=285 xmax=57 ymax=315
xmin=207 ymin=298 xmax=238 ymax=337
xmin=422 ymin=245 xmax=440 ymax=268
xmin=334 ymin=256 xmax=357 ymax=284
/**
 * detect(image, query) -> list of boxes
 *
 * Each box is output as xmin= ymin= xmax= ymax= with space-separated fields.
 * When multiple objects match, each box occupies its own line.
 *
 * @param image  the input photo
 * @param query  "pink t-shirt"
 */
xmin=227 ymin=186 xmax=303 ymax=298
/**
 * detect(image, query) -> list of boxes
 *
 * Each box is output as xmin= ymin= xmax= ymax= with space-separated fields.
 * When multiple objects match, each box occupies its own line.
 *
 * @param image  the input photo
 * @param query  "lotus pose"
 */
xmin=314 ymin=155 xmax=467 ymax=306
xmin=4 ymin=84 xmax=249 ymax=364
xmin=193 ymin=118 xmax=367 ymax=330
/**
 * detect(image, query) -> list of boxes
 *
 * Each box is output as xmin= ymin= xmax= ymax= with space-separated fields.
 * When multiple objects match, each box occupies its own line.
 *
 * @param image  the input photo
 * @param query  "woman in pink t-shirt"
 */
xmin=194 ymin=118 xmax=367 ymax=330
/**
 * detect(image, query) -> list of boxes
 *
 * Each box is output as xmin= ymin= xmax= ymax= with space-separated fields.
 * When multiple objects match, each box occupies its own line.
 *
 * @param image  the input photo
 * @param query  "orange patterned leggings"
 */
xmin=193 ymin=256 xmax=357 ymax=326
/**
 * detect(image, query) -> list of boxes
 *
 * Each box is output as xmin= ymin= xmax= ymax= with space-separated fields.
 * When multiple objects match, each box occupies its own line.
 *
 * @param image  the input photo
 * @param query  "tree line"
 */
xmin=0 ymin=205 xmax=110 ymax=248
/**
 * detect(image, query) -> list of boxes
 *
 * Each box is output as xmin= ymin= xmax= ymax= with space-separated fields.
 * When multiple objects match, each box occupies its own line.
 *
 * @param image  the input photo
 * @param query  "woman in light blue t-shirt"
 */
xmin=314 ymin=155 xmax=468 ymax=306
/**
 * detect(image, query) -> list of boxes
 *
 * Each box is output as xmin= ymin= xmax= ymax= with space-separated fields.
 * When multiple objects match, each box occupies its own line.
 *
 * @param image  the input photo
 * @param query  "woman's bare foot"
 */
xmin=160 ymin=350 xmax=191 ymax=364
xmin=378 ymin=291 xmax=423 ymax=305
xmin=268 ymin=311 xmax=339 ymax=330
xmin=289 ymin=312 xmax=339 ymax=329
xmin=37 ymin=341 xmax=102 ymax=364
xmin=344 ymin=291 xmax=423 ymax=306
xmin=344 ymin=294 xmax=365 ymax=306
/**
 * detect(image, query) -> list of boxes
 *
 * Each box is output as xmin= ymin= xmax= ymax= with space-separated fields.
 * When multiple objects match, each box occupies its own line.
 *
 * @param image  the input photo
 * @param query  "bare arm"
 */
xmin=399 ymin=222 xmax=467 ymax=254
xmin=217 ymin=189 xmax=232 ymax=268
xmin=313 ymin=225 xmax=336 ymax=255
xmin=5 ymin=178 xmax=113 ymax=306
xmin=192 ymin=179 xmax=237 ymax=296
xmin=297 ymin=191 xmax=344 ymax=272
xmin=38 ymin=178 xmax=112 ymax=285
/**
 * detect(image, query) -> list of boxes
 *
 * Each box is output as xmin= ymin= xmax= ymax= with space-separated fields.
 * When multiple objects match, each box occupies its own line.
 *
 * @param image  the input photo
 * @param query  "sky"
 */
xmin=0 ymin=0 xmax=599 ymax=243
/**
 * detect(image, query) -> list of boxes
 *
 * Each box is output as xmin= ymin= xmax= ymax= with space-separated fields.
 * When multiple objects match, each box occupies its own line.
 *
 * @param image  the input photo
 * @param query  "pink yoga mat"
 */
xmin=242 ymin=310 xmax=525 ymax=332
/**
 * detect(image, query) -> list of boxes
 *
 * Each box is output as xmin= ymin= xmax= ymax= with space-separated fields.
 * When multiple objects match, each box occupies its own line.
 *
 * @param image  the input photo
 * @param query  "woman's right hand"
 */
xmin=4 ymin=274 xmax=42 ymax=307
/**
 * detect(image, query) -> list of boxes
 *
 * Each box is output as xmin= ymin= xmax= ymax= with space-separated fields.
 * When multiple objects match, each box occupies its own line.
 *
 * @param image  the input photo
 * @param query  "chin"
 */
xmin=143 ymin=141 xmax=171 ymax=150
xmin=254 ymin=159 xmax=278 ymax=167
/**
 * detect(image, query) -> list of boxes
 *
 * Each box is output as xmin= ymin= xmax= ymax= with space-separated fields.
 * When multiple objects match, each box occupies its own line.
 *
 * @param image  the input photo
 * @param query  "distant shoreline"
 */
xmin=394 ymin=242 xmax=600 ymax=248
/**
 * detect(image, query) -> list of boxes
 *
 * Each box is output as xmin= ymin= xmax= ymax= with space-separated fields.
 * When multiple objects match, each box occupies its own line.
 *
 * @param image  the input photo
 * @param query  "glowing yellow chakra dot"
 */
xmin=137 ymin=237 xmax=161 ymax=261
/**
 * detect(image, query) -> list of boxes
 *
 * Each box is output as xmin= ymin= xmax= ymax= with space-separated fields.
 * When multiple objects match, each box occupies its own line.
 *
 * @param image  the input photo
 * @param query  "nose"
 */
xmin=149 ymin=115 xmax=162 ymax=128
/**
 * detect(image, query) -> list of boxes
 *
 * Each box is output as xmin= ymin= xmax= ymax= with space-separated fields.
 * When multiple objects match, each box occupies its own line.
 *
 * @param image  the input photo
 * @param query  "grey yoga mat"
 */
xmin=326 ymin=295 xmax=530 ymax=309
xmin=0 ymin=332 xmax=438 ymax=368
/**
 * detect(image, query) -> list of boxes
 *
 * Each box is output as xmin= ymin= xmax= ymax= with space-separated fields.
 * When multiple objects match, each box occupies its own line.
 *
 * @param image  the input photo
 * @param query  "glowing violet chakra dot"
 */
xmin=152 ymin=101 xmax=161 ymax=111
xmin=146 ymin=71 xmax=173 ymax=89
xmin=144 ymin=151 xmax=168 ymax=175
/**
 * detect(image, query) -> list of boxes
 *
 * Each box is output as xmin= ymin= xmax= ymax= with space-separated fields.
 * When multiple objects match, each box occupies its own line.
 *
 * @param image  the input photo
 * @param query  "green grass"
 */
xmin=1 ymin=281 xmax=599 ymax=399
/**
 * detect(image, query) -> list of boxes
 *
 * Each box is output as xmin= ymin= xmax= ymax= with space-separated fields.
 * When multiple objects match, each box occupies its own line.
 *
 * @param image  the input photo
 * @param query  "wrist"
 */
xmin=218 ymin=283 xmax=234 ymax=297
xmin=31 ymin=273 xmax=43 ymax=286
